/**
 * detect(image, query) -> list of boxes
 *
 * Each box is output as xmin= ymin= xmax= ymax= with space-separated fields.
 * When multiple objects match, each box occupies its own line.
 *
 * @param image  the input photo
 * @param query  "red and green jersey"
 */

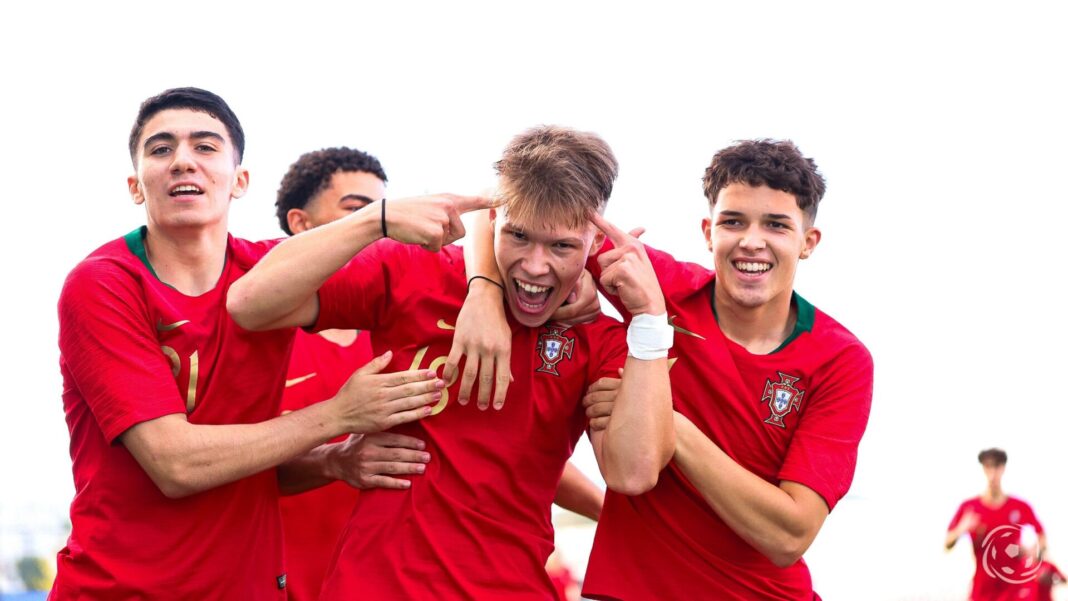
xmin=314 ymin=240 xmax=627 ymax=600
xmin=52 ymin=228 xmax=293 ymax=600
xmin=279 ymin=329 xmax=373 ymax=601
xmin=948 ymin=496 xmax=1045 ymax=601
xmin=583 ymin=242 xmax=873 ymax=601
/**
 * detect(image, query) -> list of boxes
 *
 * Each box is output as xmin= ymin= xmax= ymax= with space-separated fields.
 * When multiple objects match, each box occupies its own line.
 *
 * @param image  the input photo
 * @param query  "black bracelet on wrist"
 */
xmin=467 ymin=275 xmax=504 ymax=292
xmin=380 ymin=198 xmax=388 ymax=238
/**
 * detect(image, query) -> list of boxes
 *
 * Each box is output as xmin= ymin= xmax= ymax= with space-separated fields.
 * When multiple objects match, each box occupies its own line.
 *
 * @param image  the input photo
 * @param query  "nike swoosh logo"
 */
xmin=156 ymin=319 xmax=190 ymax=332
xmin=437 ymin=319 xmax=455 ymax=330
xmin=668 ymin=315 xmax=706 ymax=340
xmin=285 ymin=373 xmax=317 ymax=388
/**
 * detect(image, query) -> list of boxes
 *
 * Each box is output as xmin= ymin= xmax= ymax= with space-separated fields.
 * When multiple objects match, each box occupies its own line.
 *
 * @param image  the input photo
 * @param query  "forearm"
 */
xmin=462 ymin=208 xmax=500 ymax=281
xmin=598 ymin=356 xmax=673 ymax=495
xmin=672 ymin=414 xmax=826 ymax=567
xmin=124 ymin=401 xmax=346 ymax=499
xmin=554 ymin=462 xmax=604 ymax=521
xmin=228 ymin=206 xmax=383 ymax=330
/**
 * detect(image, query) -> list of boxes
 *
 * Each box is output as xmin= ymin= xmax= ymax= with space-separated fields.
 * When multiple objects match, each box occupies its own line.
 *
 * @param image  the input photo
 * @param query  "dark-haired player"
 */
xmin=228 ymin=125 xmax=673 ymax=599
xmin=52 ymin=88 xmax=475 ymax=599
xmin=458 ymin=138 xmax=874 ymax=600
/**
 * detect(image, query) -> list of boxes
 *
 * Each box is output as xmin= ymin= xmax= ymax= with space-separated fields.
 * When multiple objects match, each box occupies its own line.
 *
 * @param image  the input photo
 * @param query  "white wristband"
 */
xmin=626 ymin=313 xmax=673 ymax=360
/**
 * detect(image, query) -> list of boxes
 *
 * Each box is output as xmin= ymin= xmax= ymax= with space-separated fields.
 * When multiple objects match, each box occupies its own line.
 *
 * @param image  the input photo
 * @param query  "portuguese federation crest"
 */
xmin=762 ymin=372 xmax=805 ymax=428
xmin=535 ymin=325 xmax=575 ymax=376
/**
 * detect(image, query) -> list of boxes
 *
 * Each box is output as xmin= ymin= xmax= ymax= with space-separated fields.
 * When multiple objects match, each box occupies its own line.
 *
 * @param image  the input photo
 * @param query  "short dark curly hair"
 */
xmin=702 ymin=139 xmax=826 ymax=222
xmin=978 ymin=448 xmax=1008 ymax=466
xmin=275 ymin=147 xmax=388 ymax=235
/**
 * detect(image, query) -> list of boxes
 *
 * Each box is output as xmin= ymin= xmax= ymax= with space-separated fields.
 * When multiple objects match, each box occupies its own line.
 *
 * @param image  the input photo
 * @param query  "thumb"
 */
xmin=628 ymin=227 xmax=646 ymax=239
xmin=356 ymin=350 xmax=393 ymax=375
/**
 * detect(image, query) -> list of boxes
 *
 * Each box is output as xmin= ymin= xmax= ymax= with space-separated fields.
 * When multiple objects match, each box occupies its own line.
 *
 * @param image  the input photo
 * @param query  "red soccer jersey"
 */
xmin=948 ymin=496 xmax=1045 ymax=601
xmin=278 ymin=329 xmax=373 ymax=601
xmin=313 ymin=240 xmax=627 ymax=600
xmin=52 ymin=228 xmax=293 ymax=600
xmin=583 ymin=242 xmax=873 ymax=601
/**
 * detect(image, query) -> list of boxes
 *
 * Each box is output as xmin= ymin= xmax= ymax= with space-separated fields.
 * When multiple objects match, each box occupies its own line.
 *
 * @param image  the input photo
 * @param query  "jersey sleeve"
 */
xmin=589 ymin=317 xmax=628 ymax=382
xmin=777 ymin=339 xmax=874 ymax=511
xmin=58 ymin=260 xmax=186 ymax=443
xmin=947 ymin=500 xmax=969 ymax=531
xmin=313 ymin=239 xmax=410 ymax=332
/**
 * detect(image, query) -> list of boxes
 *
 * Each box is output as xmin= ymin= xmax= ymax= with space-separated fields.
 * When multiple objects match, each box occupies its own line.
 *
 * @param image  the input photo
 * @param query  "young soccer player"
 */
xmin=272 ymin=146 xmax=606 ymax=599
xmin=228 ymin=125 xmax=674 ymax=599
xmin=52 ymin=88 xmax=465 ymax=600
xmin=457 ymin=138 xmax=875 ymax=600
xmin=946 ymin=448 xmax=1047 ymax=601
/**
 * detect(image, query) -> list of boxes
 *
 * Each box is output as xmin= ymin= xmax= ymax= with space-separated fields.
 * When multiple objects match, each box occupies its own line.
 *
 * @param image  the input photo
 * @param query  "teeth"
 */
xmin=735 ymin=261 xmax=771 ymax=273
xmin=516 ymin=280 xmax=549 ymax=293
xmin=172 ymin=185 xmax=202 ymax=194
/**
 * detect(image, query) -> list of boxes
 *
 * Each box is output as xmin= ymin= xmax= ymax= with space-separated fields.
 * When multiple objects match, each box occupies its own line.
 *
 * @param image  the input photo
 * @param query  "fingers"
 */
xmin=364 ymin=432 xmax=426 ymax=450
xmin=443 ymin=344 xmax=462 ymax=386
xmin=356 ymin=350 xmax=393 ymax=375
xmin=356 ymin=474 xmax=416 ymax=490
xmin=387 ymin=377 xmax=445 ymax=401
xmin=455 ymin=194 xmax=501 ymax=213
xmin=385 ymin=405 xmax=435 ymax=429
xmin=586 ymin=376 xmax=622 ymax=395
xmin=589 ymin=416 xmax=610 ymax=432
xmin=492 ymin=352 xmax=511 ymax=410
xmin=588 ymin=211 xmax=629 ymax=246
xmin=457 ymin=354 xmax=479 ymax=406
xmin=628 ymin=227 xmax=646 ymax=239
xmin=445 ymin=209 xmax=466 ymax=246
xmin=380 ymin=368 xmax=440 ymax=387
xmin=476 ymin=353 xmax=495 ymax=410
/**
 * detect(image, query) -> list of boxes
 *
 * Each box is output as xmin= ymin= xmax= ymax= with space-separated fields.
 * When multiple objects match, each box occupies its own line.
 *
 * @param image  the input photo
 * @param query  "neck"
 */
xmin=714 ymin=286 xmax=795 ymax=355
xmin=318 ymin=329 xmax=358 ymax=346
xmin=983 ymin=486 xmax=1006 ymax=502
xmin=144 ymin=219 xmax=229 ymax=296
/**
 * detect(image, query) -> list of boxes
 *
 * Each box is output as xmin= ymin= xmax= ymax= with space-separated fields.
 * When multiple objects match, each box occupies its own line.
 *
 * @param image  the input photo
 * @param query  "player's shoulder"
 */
xmin=805 ymin=301 xmax=873 ymax=367
xmin=227 ymin=235 xmax=284 ymax=271
xmin=64 ymin=234 xmax=143 ymax=291
xmin=641 ymin=242 xmax=714 ymax=292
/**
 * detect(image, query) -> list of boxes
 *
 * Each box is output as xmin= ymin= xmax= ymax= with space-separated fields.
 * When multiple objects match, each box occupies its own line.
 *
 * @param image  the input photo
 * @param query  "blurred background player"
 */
xmin=946 ymin=448 xmax=1047 ymax=601
xmin=271 ymin=146 xmax=606 ymax=599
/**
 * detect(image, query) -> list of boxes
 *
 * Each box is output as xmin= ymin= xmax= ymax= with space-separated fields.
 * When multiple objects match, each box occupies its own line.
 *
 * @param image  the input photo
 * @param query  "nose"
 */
xmin=520 ymin=243 xmax=551 ymax=277
xmin=739 ymin=225 xmax=766 ymax=251
xmin=169 ymin=142 xmax=197 ymax=174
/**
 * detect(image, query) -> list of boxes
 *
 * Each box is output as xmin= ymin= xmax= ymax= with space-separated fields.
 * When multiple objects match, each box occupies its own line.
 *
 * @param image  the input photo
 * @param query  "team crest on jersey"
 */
xmin=535 ymin=324 xmax=575 ymax=376
xmin=762 ymin=372 xmax=805 ymax=428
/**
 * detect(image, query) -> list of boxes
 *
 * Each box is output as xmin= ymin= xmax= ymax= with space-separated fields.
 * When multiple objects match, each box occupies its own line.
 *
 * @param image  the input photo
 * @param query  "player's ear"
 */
xmin=230 ymin=166 xmax=250 ymax=199
xmin=128 ymin=174 xmax=145 ymax=205
xmin=288 ymin=208 xmax=313 ymax=234
xmin=590 ymin=227 xmax=606 ymax=255
xmin=701 ymin=217 xmax=713 ymax=251
xmin=800 ymin=226 xmax=821 ymax=259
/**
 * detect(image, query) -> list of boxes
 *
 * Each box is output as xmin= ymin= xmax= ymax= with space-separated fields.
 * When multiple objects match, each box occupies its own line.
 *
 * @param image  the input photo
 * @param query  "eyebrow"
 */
xmin=339 ymin=194 xmax=378 ymax=204
xmin=718 ymin=210 xmax=795 ymax=221
xmin=142 ymin=130 xmax=226 ymax=152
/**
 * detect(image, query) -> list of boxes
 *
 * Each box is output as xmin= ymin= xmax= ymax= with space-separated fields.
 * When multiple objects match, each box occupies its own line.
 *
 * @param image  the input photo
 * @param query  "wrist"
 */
xmin=467 ymin=275 xmax=505 ymax=298
xmin=626 ymin=312 xmax=672 ymax=360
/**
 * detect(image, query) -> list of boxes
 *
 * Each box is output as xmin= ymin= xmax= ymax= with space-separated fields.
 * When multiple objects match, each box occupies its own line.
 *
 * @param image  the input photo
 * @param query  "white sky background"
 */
xmin=1 ymin=2 xmax=1066 ymax=598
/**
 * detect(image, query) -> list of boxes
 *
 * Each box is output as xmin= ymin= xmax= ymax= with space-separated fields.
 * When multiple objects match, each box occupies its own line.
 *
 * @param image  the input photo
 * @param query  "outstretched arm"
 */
xmin=123 ymin=352 xmax=442 ymax=498
xmin=229 ymin=194 xmax=495 ymax=331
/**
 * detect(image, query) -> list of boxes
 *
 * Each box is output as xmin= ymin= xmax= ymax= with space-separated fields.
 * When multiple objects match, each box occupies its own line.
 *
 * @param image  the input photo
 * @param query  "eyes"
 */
xmin=505 ymin=229 xmax=578 ymax=251
xmin=147 ymin=142 xmax=219 ymax=157
xmin=718 ymin=218 xmax=791 ymax=231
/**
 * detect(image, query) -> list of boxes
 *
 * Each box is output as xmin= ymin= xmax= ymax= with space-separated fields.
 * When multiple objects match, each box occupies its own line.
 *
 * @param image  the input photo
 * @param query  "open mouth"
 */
xmin=513 ymin=278 xmax=553 ymax=313
xmin=733 ymin=260 xmax=771 ymax=275
xmin=170 ymin=184 xmax=204 ymax=197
